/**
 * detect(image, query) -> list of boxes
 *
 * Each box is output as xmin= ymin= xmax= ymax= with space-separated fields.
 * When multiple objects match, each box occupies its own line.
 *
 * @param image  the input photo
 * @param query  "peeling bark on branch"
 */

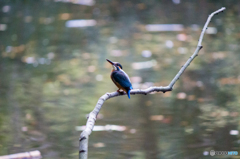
xmin=79 ymin=7 xmax=226 ymax=159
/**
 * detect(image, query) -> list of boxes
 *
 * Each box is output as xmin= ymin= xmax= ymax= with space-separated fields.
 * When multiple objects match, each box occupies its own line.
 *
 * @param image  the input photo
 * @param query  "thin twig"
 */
xmin=79 ymin=7 xmax=226 ymax=159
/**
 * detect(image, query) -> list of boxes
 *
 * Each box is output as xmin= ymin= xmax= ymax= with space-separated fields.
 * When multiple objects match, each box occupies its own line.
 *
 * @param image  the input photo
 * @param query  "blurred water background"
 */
xmin=0 ymin=0 xmax=240 ymax=159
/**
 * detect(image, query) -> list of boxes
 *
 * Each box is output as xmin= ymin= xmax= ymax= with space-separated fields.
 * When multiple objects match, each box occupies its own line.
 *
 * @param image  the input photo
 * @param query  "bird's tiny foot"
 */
xmin=117 ymin=90 xmax=124 ymax=95
xmin=117 ymin=89 xmax=124 ymax=93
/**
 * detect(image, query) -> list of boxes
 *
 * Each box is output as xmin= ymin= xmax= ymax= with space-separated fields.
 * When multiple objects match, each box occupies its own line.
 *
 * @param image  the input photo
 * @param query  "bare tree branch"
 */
xmin=79 ymin=7 xmax=226 ymax=159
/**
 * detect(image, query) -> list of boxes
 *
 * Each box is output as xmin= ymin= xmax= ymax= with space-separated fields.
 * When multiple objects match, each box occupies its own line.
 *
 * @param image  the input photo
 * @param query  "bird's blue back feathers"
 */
xmin=112 ymin=71 xmax=132 ymax=88
xmin=111 ymin=69 xmax=133 ymax=99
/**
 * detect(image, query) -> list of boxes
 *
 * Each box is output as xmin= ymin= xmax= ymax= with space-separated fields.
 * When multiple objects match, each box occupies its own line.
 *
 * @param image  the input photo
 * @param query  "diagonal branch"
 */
xmin=79 ymin=7 xmax=226 ymax=159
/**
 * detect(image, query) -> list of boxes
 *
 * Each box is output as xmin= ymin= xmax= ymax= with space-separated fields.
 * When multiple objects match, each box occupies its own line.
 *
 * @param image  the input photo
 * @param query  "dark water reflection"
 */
xmin=0 ymin=0 xmax=239 ymax=159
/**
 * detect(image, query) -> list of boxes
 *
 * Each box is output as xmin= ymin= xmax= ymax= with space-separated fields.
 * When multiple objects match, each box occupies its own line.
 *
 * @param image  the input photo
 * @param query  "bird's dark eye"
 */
xmin=117 ymin=63 xmax=122 ymax=69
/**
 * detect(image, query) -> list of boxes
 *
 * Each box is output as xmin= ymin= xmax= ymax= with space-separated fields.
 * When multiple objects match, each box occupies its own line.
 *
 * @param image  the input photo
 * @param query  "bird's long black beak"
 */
xmin=106 ymin=59 xmax=114 ymax=65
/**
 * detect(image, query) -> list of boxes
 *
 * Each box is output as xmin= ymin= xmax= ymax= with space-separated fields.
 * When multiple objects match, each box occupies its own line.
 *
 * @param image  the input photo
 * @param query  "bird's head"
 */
xmin=106 ymin=59 xmax=122 ymax=71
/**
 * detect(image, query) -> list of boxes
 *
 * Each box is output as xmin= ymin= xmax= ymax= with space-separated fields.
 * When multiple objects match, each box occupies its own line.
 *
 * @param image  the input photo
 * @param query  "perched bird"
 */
xmin=106 ymin=59 xmax=133 ymax=99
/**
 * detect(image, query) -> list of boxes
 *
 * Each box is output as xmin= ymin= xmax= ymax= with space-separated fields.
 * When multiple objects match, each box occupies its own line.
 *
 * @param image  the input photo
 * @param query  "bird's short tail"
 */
xmin=127 ymin=89 xmax=131 ymax=99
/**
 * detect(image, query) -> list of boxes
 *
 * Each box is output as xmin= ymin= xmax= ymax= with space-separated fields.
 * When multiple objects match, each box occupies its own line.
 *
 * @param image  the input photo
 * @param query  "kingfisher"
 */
xmin=106 ymin=59 xmax=133 ymax=99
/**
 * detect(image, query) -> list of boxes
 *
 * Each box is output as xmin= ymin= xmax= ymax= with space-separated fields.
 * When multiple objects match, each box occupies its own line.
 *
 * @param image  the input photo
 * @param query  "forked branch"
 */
xmin=79 ymin=7 xmax=226 ymax=159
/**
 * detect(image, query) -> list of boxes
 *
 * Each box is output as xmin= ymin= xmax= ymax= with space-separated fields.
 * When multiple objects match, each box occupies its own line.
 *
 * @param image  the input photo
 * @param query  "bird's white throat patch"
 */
xmin=112 ymin=65 xmax=117 ymax=70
